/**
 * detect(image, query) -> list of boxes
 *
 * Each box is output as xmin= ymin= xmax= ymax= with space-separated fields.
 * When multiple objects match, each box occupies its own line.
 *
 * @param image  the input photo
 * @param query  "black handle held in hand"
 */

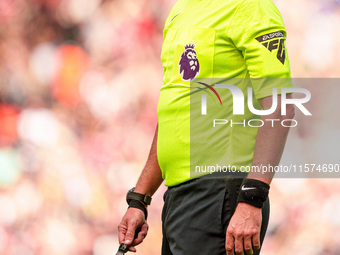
xmin=115 ymin=243 xmax=129 ymax=255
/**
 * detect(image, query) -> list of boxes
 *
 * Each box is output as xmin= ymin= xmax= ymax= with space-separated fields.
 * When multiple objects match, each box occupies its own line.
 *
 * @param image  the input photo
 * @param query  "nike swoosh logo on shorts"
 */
xmin=241 ymin=185 xmax=256 ymax=191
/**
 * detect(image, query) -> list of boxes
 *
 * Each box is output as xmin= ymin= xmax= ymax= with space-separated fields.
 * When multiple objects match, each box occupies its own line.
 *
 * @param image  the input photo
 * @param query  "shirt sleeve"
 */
xmin=228 ymin=0 xmax=292 ymax=99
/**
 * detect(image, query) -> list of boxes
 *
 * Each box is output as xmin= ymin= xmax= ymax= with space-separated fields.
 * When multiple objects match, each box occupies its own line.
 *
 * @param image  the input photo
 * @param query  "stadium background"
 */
xmin=0 ymin=0 xmax=339 ymax=254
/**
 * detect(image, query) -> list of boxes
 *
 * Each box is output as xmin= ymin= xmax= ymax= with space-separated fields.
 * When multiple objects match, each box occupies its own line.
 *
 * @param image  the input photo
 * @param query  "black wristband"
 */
xmin=128 ymin=200 xmax=148 ymax=220
xmin=237 ymin=179 xmax=270 ymax=208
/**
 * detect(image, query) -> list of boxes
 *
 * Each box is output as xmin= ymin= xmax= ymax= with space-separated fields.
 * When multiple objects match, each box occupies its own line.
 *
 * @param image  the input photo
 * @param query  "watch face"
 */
xmin=129 ymin=187 xmax=135 ymax=192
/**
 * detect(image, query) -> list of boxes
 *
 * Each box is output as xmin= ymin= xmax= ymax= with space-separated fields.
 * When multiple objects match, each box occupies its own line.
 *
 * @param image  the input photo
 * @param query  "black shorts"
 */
xmin=161 ymin=177 xmax=270 ymax=255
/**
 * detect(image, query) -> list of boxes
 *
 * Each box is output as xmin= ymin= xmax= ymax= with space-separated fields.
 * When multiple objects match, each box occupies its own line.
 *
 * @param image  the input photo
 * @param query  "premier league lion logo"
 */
xmin=179 ymin=44 xmax=200 ymax=81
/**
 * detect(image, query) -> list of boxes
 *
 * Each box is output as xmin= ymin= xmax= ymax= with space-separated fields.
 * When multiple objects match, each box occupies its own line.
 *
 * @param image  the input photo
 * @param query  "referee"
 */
xmin=118 ymin=0 xmax=295 ymax=254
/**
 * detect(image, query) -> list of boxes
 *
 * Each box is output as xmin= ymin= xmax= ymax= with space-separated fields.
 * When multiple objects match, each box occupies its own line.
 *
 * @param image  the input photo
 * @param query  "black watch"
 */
xmin=126 ymin=187 xmax=152 ymax=206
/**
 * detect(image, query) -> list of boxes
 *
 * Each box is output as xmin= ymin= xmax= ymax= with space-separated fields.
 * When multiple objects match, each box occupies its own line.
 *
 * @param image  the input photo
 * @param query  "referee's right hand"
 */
xmin=225 ymin=203 xmax=262 ymax=255
xmin=118 ymin=208 xmax=149 ymax=252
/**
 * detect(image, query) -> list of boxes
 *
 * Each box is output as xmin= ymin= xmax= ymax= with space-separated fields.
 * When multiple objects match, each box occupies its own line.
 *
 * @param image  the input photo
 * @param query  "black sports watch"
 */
xmin=126 ymin=188 xmax=152 ymax=206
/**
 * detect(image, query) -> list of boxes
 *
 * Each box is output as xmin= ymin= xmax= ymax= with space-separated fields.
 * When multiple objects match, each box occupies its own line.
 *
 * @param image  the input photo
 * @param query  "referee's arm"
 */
xmin=250 ymin=93 xmax=295 ymax=183
xmin=226 ymin=94 xmax=295 ymax=255
xmin=118 ymin=125 xmax=163 ymax=252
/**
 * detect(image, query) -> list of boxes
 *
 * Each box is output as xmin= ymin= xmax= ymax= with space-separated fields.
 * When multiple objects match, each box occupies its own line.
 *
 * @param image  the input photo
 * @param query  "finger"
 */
xmin=131 ymin=223 xmax=149 ymax=246
xmin=124 ymin=221 xmax=139 ymax=245
xmin=118 ymin=223 xmax=127 ymax=244
xmin=128 ymin=246 xmax=137 ymax=252
xmin=225 ymin=232 xmax=234 ymax=255
xmin=139 ymin=222 xmax=149 ymax=238
xmin=243 ymin=235 xmax=253 ymax=255
xmin=234 ymin=235 xmax=244 ymax=255
xmin=252 ymin=233 xmax=261 ymax=250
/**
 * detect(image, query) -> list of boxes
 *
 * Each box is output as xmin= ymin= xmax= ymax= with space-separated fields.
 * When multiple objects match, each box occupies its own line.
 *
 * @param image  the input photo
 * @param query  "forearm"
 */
xmin=118 ymin=125 xmax=162 ymax=249
xmin=226 ymin=97 xmax=295 ymax=254
xmin=134 ymin=124 xmax=164 ymax=196
xmin=248 ymin=96 xmax=295 ymax=185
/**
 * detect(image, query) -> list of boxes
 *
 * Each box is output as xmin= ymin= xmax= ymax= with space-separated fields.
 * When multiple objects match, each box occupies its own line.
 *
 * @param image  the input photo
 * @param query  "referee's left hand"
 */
xmin=225 ymin=202 xmax=262 ymax=255
xmin=118 ymin=208 xmax=149 ymax=252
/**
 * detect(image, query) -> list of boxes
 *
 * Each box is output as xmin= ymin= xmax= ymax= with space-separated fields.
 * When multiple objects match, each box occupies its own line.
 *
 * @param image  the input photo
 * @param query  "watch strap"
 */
xmin=126 ymin=190 xmax=152 ymax=205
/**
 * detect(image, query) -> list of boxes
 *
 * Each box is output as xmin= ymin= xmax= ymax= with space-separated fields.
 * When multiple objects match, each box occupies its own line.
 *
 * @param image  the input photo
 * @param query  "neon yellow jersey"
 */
xmin=157 ymin=0 xmax=292 ymax=186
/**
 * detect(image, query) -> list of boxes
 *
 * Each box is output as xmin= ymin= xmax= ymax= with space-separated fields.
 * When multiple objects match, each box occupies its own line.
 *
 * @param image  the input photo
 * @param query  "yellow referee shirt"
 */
xmin=157 ymin=0 xmax=292 ymax=186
